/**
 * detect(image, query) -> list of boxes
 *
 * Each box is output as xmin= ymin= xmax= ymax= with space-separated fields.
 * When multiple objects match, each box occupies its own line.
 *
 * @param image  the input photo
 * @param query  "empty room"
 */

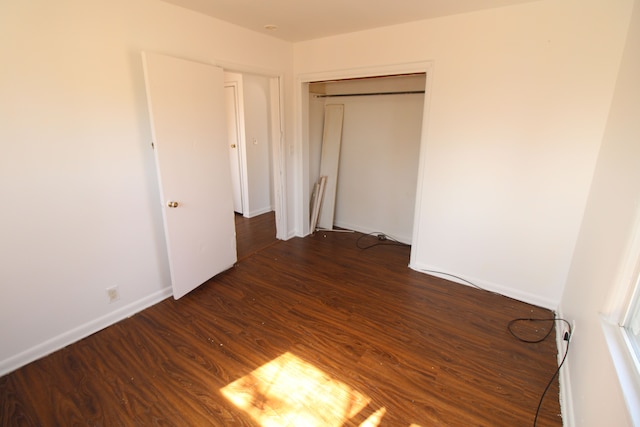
xmin=1 ymin=0 xmax=639 ymax=426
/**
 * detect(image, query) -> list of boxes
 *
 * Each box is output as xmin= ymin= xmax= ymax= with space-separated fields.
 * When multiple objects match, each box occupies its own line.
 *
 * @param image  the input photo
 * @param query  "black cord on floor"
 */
xmin=355 ymin=231 xmax=410 ymax=250
xmin=508 ymin=317 xmax=572 ymax=427
xmin=355 ymin=233 xmax=571 ymax=425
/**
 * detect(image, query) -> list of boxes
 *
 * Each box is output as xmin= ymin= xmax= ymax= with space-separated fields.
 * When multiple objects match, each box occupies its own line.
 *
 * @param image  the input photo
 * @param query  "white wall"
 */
xmin=334 ymin=93 xmax=422 ymax=242
xmin=308 ymin=78 xmax=424 ymax=242
xmin=242 ymin=74 xmax=274 ymax=217
xmin=0 ymin=0 xmax=292 ymax=375
xmin=3 ymin=10 xmax=638 ymax=427
xmin=293 ymin=0 xmax=633 ymax=308
xmin=559 ymin=0 xmax=640 ymax=424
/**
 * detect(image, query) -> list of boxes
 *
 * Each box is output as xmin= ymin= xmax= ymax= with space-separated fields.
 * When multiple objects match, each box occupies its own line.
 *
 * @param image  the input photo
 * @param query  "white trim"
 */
xmin=410 ymin=64 xmax=434 ymax=268
xmin=297 ymin=61 xmax=436 ymax=85
xmin=215 ymin=60 xmax=288 ymax=241
xmin=596 ymin=205 xmax=640 ymax=426
xmin=0 ymin=287 xmax=172 ymax=377
xmin=223 ymin=77 xmax=249 ymax=216
xmin=601 ymin=316 xmax=640 ymax=426
xmin=602 ymin=205 xmax=640 ymax=323
xmin=332 ymin=220 xmax=412 ymax=245
xmin=295 ymin=81 xmax=311 ymax=236
xmin=409 ymin=261 xmax=559 ymax=310
xmin=555 ymin=307 xmax=575 ymax=427
xmin=213 ymin=60 xmax=283 ymax=79
xmin=269 ymin=75 xmax=288 ymax=241
xmin=246 ymin=206 xmax=275 ymax=218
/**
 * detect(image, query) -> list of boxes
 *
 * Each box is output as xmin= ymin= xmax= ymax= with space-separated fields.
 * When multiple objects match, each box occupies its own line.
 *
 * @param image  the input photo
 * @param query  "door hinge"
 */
xmin=151 ymin=141 xmax=155 ymax=149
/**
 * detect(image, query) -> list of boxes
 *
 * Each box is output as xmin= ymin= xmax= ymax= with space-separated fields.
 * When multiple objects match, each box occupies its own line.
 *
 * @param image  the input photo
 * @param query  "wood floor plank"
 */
xmin=235 ymin=211 xmax=277 ymax=261
xmin=1 ymin=213 xmax=563 ymax=426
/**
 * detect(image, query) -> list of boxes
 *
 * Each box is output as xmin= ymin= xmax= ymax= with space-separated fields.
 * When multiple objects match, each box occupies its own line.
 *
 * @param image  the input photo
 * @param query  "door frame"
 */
xmin=224 ymin=77 xmax=249 ymax=215
xmin=269 ymin=75 xmax=287 ymax=240
xmin=295 ymin=61 xmax=434 ymax=264
xmin=217 ymin=62 xmax=288 ymax=241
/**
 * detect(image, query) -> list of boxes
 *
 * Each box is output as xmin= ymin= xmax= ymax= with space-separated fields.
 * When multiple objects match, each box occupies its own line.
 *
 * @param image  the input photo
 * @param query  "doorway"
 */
xmin=143 ymin=53 xmax=287 ymax=299
xmin=224 ymin=69 xmax=287 ymax=241
xmin=225 ymin=79 xmax=246 ymax=214
xmin=225 ymin=71 xmax=274 ymax=218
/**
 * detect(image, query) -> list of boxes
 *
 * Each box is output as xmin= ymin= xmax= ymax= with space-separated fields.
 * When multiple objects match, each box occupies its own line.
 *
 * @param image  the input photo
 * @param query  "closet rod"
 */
xmin=315 ymin=90 xmax=424 ymax=98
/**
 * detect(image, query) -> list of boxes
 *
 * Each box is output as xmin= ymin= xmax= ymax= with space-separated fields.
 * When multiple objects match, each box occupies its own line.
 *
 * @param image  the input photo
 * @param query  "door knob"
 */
xmin=230 ymin=144 xmax=236 ymax=148
xmin=167 ymin=201 xmax=179 ymax=208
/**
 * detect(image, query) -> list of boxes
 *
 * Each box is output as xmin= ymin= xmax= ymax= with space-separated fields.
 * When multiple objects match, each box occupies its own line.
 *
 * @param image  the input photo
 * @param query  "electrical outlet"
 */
xmin=562 ymin=320 xmax=575 ymax=342
xmin=106 ymin=286 xmax=120 ymax=303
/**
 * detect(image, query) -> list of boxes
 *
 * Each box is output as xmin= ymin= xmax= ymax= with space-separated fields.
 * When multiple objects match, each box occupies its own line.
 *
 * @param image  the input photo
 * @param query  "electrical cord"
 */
xmin=355 ymin=231 xmax=410 ymax=250
xmin=355 ymin=232 xmax=571 ymax=425
xmin=416 ymin=269 xmax=492 ymax=293
xmin=354 ymin=234 xmax=491 ymax=293
xmin=508 ymin=317 xmax=572 ymax=427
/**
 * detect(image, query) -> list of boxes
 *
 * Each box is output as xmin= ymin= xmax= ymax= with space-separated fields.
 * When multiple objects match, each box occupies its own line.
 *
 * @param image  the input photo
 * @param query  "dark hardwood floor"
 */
xmin=235 ymin=211 xmax=277 ymax=261
xmin=1 ymin=213 xmax=562 ymax=426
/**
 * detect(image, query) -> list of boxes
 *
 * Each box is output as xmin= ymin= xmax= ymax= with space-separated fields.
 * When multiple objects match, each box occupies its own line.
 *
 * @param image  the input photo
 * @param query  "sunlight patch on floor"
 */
xmin=221 ymin=352 xmax=383 ymax=426
xmin=360 ymin=407 xmax=387 ymax=427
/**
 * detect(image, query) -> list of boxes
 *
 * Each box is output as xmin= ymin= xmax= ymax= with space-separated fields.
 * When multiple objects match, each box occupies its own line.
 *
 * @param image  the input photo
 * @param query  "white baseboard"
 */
xmin=408 ymin=261 xmax=572 ymax=424
xmin=0 ymin=287 xmax=173 ymax=377
xmin=408 ymin=261 xmax=558 ymax=310
xmin=245 ymin=206 xmax=273 ymax=218
xmin=331 ymin=220 xmax=413 ymax=245
xmin=555 ymin=307 xmax=575 ymax=427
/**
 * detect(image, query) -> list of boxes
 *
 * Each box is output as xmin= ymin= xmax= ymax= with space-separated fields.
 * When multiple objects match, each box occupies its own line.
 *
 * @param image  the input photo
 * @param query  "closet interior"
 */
xmin=308 ymin=73 xmax=426 ymax=244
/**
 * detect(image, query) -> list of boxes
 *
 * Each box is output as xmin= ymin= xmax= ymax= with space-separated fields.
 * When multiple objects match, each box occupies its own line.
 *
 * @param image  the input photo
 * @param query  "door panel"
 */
xmin=142 ymin=52 xmax=237 ymax=299
xmin=225 ymin=84 xmax=244 ymax=214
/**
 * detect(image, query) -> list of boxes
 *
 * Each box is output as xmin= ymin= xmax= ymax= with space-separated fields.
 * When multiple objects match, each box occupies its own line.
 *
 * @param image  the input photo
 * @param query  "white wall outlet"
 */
xmin=106 ymin=286 xmax=120 ymax=303
xmin=562 ymin=320 xmax=576 ymax=342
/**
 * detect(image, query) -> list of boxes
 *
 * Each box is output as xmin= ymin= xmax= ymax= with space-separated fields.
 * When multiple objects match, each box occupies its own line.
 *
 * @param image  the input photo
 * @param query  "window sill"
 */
xmin=601 ymin=315 xmax=640 ymax=425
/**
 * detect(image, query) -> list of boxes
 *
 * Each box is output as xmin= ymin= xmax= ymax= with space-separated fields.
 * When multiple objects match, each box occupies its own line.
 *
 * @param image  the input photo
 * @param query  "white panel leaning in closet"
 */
xmin=315 ymin=104 xmax=344 ymax=231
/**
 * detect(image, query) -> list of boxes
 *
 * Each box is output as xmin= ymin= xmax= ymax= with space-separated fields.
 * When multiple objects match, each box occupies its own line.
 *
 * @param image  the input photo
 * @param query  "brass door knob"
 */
xmin=167 ymin=201 xmax=179 ymax=208
xmin=230 ymin=144 xmax=237 ymax=148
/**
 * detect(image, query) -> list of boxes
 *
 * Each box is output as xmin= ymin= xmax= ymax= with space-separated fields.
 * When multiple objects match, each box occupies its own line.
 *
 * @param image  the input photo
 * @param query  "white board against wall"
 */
xmin=310 ymin=175 xmax=327 ymax=232
xmin=317 ymin=104 xmax=344 ymax=230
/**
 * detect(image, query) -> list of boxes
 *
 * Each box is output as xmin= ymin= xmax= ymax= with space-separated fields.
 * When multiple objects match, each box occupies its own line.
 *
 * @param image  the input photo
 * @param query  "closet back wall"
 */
xmin=310 ymin=77 xmax=424 ymax=242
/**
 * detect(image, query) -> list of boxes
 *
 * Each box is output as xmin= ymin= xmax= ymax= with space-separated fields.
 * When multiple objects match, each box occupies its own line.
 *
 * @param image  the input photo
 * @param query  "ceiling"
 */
xmin=160 ymin=0 xmax=540 ymax=42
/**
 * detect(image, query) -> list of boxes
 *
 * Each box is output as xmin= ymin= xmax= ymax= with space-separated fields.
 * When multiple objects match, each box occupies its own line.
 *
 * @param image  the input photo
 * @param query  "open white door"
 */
xmin=142 ymin=52 xmax=237 ymax=299
xmin=225 ymin=84 xmax=244 ymax=214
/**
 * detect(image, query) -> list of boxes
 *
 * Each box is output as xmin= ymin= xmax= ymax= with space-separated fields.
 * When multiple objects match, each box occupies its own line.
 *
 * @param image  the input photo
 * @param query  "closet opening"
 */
xmin=305 ymin=72 xmax=427 ymax=246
